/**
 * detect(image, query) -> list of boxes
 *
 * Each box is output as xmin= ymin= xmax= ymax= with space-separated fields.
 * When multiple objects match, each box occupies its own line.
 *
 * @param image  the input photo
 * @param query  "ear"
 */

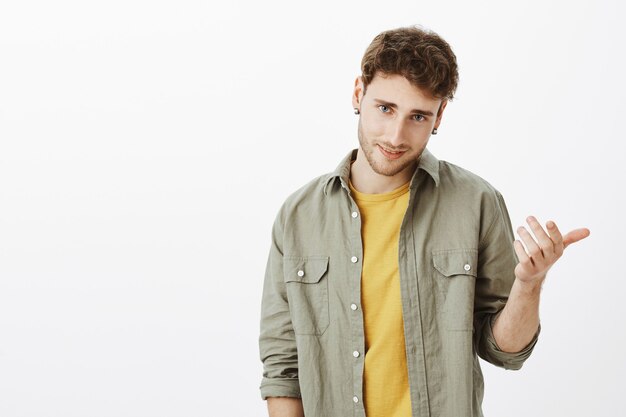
xmin=352 ymin=76 xmax=364 ymax=110
xmin=434 ymin=99 xmax=448 ymax=128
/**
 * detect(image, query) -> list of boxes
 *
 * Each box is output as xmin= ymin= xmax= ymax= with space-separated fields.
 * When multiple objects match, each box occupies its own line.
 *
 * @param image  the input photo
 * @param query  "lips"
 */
xmin=378 ymin=145 xmax=406 ymax=160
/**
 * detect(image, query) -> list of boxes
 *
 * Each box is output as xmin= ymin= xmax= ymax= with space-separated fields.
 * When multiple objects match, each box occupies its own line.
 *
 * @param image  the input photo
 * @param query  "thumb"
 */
xmin=563 ymin=228 xmax=591 ymax=249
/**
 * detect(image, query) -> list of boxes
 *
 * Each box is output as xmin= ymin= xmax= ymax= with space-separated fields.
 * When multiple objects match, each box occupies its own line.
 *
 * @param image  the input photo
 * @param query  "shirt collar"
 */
xmin=322 ymin=147 xmax=440 ymax=196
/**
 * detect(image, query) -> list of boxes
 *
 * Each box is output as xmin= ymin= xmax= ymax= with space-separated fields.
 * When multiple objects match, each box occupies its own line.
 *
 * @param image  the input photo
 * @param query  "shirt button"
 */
xmin=350 ymin=303 xmax=358 ymax=311
xmin=353 ymin=396 xmax=359 ymax=403
xmin=464 ymin=264 xmax=471 ymax=271
xmin=351 ymin=211 xmax=358 ymax=218
xmin=353 ymin=350 xmax=360 ymax=357
xmin=297 ymin=269 xmax=304 ymax=277
xmin=351 ymin=256 xmax=358 ymax=263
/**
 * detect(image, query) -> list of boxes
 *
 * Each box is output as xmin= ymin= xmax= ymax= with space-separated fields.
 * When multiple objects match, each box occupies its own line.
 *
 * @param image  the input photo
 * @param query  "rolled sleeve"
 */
xmin=474 ymin=188 xmax=540 ymax=370
xmin=260 ymin=377 xmax=301 ymax=400
xmin=258 ymin=207 xmax=301 ymax=400
xmin=479 ymin=309 xmax=541 ymax=370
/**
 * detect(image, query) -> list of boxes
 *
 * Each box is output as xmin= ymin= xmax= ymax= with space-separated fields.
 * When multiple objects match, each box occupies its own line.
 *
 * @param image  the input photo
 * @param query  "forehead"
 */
xmin=366 ymin=73 xmax=438 ymax=105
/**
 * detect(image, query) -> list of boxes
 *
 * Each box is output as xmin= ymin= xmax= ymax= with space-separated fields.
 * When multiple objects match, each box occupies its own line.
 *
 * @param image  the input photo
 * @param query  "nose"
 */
xmin=387 ymin=119 xmax=408 ymax=147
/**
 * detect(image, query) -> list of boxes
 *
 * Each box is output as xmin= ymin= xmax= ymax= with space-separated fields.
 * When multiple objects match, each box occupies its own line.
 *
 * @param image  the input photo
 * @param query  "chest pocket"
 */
xmin=283 ymin=255 xmax=330 ymax=336
xmin=432 ymin=248 xmax=478 ymax=331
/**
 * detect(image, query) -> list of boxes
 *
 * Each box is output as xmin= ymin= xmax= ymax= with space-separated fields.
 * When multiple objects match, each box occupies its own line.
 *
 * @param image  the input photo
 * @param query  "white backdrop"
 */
xmin=1 ymin=0 xmax=624 ymax=416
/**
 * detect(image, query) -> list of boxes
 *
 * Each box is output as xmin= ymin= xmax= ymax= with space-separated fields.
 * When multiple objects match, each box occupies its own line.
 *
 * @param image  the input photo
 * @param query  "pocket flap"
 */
xmin=283 ymin=255 xmax=329 ymax=283
xmin=432 ymin=249 xmax=478 ymax=277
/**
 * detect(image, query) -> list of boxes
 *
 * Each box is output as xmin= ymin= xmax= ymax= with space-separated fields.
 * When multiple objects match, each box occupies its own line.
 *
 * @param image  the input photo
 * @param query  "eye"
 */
xmin=413 ymin=114 xmax=425 ymax=122
xmin=377 ymin=105 xmax=390 ymax=113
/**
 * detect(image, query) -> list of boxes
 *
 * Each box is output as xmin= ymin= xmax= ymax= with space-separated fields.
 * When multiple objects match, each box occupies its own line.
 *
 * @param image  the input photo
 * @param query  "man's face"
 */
xmin=351 ymin=72 xmax=447 ymax=177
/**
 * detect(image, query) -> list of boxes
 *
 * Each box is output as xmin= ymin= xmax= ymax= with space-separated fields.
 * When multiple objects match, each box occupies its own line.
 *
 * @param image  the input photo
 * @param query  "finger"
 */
xmin=513 ymin=239 xmax=534 ymax=267
xmin=563 ymin=228 xmax=591 ymax=249
xmin=546 ymin=220 xmax=564 ymax=257
xmin=526 ymin=216 xmax=555 ymax=257
xmin=516 ymin=225 xmax=543 ymax=261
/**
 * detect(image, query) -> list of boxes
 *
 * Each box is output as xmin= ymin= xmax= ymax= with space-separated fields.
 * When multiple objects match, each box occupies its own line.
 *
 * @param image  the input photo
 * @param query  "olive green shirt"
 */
xmin=258 ymin=147 xmax=541 ymax=417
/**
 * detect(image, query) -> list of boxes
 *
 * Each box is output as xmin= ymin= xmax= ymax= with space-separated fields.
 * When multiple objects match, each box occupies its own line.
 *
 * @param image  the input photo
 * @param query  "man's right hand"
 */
xmin=266 ymin=397 xmax=304 ymax=417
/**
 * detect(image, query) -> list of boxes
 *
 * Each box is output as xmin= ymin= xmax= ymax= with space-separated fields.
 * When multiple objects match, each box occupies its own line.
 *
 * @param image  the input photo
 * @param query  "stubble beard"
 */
xmin=357 ymin=120 xmax=422 ymax=177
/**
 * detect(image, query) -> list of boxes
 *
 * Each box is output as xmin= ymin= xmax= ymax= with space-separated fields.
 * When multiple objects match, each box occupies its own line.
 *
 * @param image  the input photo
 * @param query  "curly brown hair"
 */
xmin=360 ymin=25 xmax=459 ymax=106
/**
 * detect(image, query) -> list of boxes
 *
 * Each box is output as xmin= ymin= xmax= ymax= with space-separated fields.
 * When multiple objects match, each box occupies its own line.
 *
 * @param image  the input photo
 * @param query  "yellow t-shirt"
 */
xmin=348 ymin=175 xmax=412 ymax=417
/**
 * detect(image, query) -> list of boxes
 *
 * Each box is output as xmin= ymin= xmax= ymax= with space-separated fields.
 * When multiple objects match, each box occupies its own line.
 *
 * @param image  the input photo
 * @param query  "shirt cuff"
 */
xmin=483 ymin=311 xmax=541 ymax=370
xmin=260 ymin=377 xmax=302 ymax=400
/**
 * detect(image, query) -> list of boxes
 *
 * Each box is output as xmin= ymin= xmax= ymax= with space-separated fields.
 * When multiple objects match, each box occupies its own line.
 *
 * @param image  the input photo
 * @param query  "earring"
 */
xmin=354 ymin=108 xmax=360 ymax=115
xmin=432 ymin=128 xmax=438 ymax=135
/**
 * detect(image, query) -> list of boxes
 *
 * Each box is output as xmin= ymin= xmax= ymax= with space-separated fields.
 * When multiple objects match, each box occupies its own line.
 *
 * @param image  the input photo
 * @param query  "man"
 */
xmin=258 ymin=25 xmax=590 ymax=417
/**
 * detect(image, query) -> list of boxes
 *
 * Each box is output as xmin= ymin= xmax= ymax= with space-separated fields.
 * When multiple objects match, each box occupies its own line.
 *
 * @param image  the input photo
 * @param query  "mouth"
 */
xmin=378 ymin=144 xmax=406 ymax=160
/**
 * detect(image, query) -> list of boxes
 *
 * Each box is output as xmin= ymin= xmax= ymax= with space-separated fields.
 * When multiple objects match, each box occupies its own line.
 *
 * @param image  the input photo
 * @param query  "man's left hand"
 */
xmin=513 ymin=216 xmax=590 ymax=286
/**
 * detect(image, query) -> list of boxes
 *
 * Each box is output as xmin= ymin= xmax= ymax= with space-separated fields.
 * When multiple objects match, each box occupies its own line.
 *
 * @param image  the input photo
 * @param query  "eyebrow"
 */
xmin=373 ymin=98 xmax=435 ymax=116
